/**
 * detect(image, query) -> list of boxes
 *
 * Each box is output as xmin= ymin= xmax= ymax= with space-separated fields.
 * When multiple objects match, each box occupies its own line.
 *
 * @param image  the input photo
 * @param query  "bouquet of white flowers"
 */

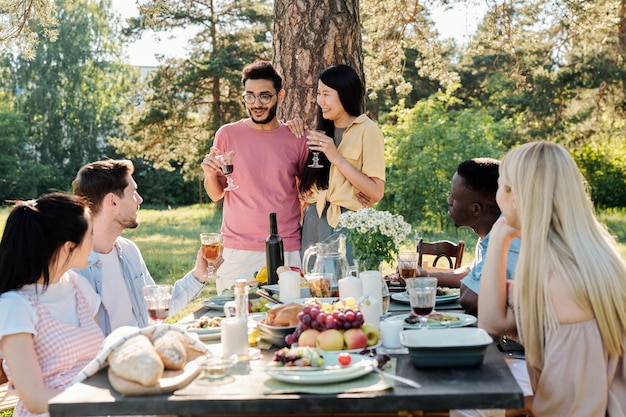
xmin=336 ymin=208 xmax=413 ymax=269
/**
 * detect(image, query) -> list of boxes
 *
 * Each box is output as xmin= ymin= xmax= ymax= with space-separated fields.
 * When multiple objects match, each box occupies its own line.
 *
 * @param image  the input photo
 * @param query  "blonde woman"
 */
xmin=478 ymin=141 xmax=626 ymax=416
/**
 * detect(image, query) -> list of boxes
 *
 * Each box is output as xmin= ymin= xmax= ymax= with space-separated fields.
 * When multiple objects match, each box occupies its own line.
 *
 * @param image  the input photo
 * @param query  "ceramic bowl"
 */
xmin=257 ymin=321 xmax=297 ymax=347
xmin=400 ymin=327 xmax=493 ymax=368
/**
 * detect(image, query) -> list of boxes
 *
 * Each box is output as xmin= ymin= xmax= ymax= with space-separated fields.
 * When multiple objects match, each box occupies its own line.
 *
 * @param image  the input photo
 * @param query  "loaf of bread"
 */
xmin=108 ymin=334 xmax=164 ymax=386
xmin=151 ymin=330 xmax=188 ymax=370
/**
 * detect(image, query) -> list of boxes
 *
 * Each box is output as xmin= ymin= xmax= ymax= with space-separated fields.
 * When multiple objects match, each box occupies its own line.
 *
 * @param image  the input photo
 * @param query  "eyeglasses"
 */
xmin=241 ymin=93 xmax=276 ymax=104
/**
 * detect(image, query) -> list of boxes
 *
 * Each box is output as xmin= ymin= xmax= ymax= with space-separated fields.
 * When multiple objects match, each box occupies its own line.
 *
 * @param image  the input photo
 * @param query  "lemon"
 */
xmin=255 ymin=266 xmax=268 ymax=283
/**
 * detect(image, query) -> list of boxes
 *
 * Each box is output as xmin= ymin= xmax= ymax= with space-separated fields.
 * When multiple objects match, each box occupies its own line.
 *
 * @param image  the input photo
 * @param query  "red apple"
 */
xmin=343 ymin=328 xmax=368 ymax=350
xmin=316 ymin=329 xmax=345 ymax=351
xmin=298 ymin=329 xmax=321 ymax=347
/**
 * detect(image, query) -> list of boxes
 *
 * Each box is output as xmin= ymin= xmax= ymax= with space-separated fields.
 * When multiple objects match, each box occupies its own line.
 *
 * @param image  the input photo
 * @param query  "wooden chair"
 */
xmin=417 ymin=238 xmax=465 ymax=269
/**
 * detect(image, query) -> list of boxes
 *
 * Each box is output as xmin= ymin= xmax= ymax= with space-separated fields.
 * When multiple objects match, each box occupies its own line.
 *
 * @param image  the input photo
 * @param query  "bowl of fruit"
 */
xmin=286 ymin=298 xmax=381 ymax=351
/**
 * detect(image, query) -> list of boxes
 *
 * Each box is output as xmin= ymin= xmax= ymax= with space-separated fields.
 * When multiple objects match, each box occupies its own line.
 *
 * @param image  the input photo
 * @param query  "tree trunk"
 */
xmin=273 ymin=0 xmax=363 ymax=126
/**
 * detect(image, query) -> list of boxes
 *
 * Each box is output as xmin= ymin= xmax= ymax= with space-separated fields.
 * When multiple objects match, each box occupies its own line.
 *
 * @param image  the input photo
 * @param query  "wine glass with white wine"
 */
xmin=200 ymin=232 xmax=222 ymax=278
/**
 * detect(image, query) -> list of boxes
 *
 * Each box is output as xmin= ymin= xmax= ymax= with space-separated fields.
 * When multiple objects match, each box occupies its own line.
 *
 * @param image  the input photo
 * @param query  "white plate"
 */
xmin=291 ymin=341 xmax=381 ymax=354
xmin=391 ymin=291 xmax=460 ymax=305
xmin=177 ymin=313 xmax=265 ymax=341
xmin=266 ymin=354 xmax=376 ymax=384
xmin=386 ymin=312 xmax=477 ymax=329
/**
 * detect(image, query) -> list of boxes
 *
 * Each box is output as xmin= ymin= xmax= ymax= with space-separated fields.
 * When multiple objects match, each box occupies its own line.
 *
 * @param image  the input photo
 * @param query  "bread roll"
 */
xmin=151 ymin=330 xmax=188 ymax=370
xmin=108 ymin=334 xmax=164 ymax=386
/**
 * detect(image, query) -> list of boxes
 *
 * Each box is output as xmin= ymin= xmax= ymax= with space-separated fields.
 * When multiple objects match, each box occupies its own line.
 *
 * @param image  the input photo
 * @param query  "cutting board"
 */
xmin=108 ymin=352 xmax=206 ymax=396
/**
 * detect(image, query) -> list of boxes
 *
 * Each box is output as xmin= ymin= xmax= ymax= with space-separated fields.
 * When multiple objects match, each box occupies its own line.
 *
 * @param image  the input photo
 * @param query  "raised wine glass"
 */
xmin=142 ymin=284 xmax=173 ymax=325
xmin=200 ymin=232 xmax=222 ymax=277
xmin=406 ymin=277 xmax=438 ymax=330
xmin=307 ymin=130 xmax=325 ymax=168
xmin=216 ymin=150 xmax=239 ymax=191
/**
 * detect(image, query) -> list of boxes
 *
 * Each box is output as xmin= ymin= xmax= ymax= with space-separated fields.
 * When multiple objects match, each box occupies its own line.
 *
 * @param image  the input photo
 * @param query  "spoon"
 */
xmin=256 ymin=289 xmax=283 ymax=305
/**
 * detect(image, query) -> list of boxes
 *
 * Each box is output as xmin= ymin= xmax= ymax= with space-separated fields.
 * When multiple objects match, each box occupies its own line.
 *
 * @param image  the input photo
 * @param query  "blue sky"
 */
xmin=113 ymin=0 xmax=487 ymax=67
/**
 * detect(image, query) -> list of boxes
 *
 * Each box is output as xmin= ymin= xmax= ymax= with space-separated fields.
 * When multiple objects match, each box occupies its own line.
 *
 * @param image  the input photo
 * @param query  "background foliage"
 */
xmin=0 ymin=0 xmax=625 ymax=222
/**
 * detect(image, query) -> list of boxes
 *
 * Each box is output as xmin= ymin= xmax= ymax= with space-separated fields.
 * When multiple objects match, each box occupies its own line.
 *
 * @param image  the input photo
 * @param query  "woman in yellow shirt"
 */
xmin=299 ymin=65 xmax=386 ymax=260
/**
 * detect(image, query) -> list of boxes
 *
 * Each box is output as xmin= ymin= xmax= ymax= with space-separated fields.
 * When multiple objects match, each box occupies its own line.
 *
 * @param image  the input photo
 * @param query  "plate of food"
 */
xmin=177 ymin=316 xmax=222 ymax=340
xmin=265 ymin=347 xmax=376 ymax=384
xmin=386 ymin=312 xmax=477 ymax=329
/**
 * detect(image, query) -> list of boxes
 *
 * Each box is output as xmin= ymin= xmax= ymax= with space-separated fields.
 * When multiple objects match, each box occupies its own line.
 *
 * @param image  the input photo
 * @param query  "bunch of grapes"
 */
xmin=284 ymin=302 xmax=365 ymax=346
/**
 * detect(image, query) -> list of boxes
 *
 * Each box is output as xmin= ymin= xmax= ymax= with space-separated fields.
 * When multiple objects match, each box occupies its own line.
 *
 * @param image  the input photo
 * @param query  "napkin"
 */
xmin=71 ymin=325 xmax=211 ymax=385
xmin=174 ymin=358 xmax=397 ymax=396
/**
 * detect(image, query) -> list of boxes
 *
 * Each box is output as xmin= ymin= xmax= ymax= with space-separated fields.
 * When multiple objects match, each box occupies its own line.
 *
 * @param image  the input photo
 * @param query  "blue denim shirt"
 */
xmin=460 ymin=232 xmax=521 ymax=295
xmin=74 ymin=237 xmax=204 ymax=336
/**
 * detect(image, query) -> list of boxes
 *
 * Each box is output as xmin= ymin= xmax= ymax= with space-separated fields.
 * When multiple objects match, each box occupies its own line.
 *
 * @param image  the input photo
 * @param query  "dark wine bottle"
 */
xmin=266 ymin=212 xmax=284 ymax=285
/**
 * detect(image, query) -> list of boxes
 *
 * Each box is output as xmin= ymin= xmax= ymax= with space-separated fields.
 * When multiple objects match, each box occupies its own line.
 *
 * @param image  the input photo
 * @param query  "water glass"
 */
xmin=142 ymin=284 xmax=173 ymax=325
xmin=398 ymin=251 xmax=419 ymax=279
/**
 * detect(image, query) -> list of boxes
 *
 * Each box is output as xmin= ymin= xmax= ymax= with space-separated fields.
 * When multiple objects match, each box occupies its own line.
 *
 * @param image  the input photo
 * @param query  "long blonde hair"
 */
xmin=501 ymin=141 xmax=626 ymax=369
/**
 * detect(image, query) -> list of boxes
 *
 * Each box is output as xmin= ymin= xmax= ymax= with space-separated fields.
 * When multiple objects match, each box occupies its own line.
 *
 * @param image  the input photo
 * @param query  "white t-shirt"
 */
xmin=99 ymin=248 xmax=136 ymax=329
xmin=0 ymin=270 xmax=100 ymax=355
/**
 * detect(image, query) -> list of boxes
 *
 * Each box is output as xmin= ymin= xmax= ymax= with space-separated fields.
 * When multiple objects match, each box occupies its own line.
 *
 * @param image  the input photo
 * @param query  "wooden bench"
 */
xmin=0 ymin=383 xmax=18 ymax=412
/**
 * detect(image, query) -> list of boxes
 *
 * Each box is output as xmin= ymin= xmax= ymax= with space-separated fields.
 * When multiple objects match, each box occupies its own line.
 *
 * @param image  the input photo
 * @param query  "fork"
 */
xmin=371 ymin=367 xmax=422 ymax=389
xmin=372 ymin=355 xmax=422 ymax=389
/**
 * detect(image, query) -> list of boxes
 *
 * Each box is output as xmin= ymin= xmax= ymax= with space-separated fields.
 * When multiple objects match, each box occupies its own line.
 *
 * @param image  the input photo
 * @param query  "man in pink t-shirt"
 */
xmin=201 ymin=61 xmax=308 ymax=290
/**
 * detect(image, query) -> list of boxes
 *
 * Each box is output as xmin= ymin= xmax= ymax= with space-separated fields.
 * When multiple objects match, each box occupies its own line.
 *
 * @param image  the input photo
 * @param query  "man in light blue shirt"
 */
xmin=427 ymin=158 xmax=521 ymax=315
xmin=72 ymin=159 xmax=210 ymax=335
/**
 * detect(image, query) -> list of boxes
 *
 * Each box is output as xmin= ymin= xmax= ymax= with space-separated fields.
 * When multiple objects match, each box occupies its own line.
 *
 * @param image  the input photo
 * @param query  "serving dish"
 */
xmin=400 ymin=327 xmax=493 ymax=368
xmin=257 ymin=321 xmax=296 ymax=347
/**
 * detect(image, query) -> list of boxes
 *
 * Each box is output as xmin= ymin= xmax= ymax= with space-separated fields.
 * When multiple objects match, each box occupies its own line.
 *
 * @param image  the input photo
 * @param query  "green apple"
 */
xmin=361 ymin=323 xmax=380 ymax=346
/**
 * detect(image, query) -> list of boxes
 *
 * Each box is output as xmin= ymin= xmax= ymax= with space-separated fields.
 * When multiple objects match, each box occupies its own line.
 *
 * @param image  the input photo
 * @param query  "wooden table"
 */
xmin=49 ymin=297 xmax=523 ymax=416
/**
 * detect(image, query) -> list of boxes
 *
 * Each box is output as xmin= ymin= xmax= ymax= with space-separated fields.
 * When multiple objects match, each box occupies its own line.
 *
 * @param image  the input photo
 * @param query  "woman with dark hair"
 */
xmin=0 ymin=193 xmax=104 ymax=417
xmin=299 ymin=65 xmax=386 ymax=259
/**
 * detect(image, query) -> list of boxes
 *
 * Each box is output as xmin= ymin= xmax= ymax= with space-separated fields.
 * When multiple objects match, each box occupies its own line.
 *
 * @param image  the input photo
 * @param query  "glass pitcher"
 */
xmin=302 ymin=233 xmax=350 ymax=298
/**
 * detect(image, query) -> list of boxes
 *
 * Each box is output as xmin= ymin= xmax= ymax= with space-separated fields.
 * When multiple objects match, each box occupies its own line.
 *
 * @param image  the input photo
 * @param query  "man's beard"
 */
xmin=247 ymin=102 xmax=278 ymax=125
xmin=117 ymin=214 xmax=139 ymax=230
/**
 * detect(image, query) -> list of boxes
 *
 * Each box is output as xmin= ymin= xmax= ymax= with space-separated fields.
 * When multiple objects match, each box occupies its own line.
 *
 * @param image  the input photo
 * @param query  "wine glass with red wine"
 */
xmin=142 ymin=284 xmax=173 ymax=325
xmin=200 ymin=232 xmax=222 ymax=277
xmin=216 ymin=150 xmax=239 ymax=191
xmin=406 ymin=277 xmax=438 ymax=329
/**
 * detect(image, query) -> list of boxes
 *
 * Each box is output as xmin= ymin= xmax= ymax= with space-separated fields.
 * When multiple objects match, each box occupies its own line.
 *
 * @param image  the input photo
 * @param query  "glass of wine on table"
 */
xmin=142 ymin=284 xmax=173 ymax=325
xmin=406 ymin=277 xmax=438 ymax=330
xmin=216 ymin=150 xmax=239 ymax=191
